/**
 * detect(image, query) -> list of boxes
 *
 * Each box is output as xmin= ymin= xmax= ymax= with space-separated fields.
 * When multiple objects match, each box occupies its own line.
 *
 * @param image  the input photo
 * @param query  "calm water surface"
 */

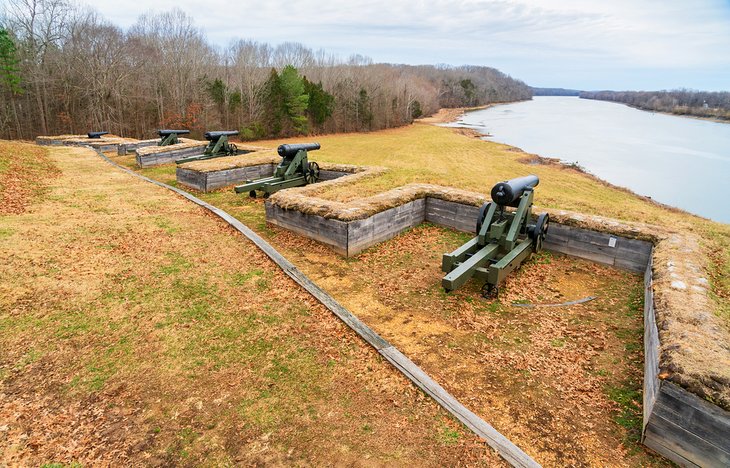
xmin=452 ymin=96 xmax=730 ymax=223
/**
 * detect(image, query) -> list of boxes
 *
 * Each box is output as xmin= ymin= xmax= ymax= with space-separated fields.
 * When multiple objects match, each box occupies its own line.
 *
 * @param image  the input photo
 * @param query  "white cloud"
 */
xmin=79 ymin=0 xmax=730 ymax=89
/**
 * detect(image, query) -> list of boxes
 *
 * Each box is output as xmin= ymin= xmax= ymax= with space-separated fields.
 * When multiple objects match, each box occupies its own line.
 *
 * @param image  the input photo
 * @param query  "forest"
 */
xmin=579 ymin=89 xmax=730 ymax=121
xmin=0 ymin=0 xmax=532 ymax=140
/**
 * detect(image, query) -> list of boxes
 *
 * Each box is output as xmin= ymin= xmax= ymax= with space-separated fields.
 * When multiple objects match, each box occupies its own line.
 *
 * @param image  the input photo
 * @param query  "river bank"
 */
xmin=450 ymin=97 xmax=730 ymax=224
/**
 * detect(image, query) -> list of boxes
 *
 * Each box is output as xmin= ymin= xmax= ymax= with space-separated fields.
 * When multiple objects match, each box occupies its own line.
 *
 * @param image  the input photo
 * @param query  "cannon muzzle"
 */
xmin=88 ymin=131 xmax=109 ymax=139
xmin=277 ymin=143 xmax=321 ymax=158
xmin=158 ymin=129 xmax=190 ymax=137
xmin=490 ymin=175 xmax=539 ymax=206
xmin=204 ymin=130 xmax=239 ymax=141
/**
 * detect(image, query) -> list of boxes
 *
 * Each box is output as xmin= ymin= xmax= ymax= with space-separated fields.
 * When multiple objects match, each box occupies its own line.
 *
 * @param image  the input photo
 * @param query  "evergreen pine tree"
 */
xmin=279 ymin=65 xmax=309 ymax=135
xmin=303 ymin=77 xmax=334 ymax=128
xmin=263 ymin=68 xmax=284 ymax=136
xmin=0 ymin=29 xmax=22 ymax=94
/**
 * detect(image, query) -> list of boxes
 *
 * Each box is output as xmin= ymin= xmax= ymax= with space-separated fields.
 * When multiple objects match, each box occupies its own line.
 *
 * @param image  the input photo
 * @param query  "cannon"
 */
xmin=87 ymin=131 xmax=109 ymax=139
xmin=175 ymin=130 xmax=240 ymax=164
xmin=441 ymin=175 xmax=549 ymax=297
xmin=157 ymin=129 xmax=190 ymax=146
xmin=234 ymin=142 xmax=321 ymax=198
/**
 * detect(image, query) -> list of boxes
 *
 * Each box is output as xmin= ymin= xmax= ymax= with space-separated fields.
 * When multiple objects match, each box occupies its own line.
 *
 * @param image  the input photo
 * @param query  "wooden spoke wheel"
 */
xmin=305 ymin=162 xmax=320 ymax=184
xmin=475 ymin=202 xmax=493 ymax=234
xmin=531 ymin=213 xmax=550 ymax=252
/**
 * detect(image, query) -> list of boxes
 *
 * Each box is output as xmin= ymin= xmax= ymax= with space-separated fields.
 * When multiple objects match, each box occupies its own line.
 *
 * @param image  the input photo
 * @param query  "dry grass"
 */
xmin=0 ymin=141 xmax=502 ymax=466
xmin=184 ymin=212 xmax=669 ymax=466
xmin=259 ymin=124 xmax=730 ymax=410
xmin=105 ymin=119 xmax=728 ymax=461
xmin=135 ymin=138 xmax=207 ymax=156
xmin=254 ymin=123 xmax=729 ymax=321
xmin=121 ymin=121 xmax=730 ymax=410
xmin=0 ymin=141 xmax=59 ymax=215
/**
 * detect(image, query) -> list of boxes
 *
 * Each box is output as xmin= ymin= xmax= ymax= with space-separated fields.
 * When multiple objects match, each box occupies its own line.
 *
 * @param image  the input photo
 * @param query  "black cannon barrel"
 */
xmin=490 ymin=175 xmax=539 ymax=206
xmin=88 ymin=131 xmax=109 ymax=139
xmin=277 ymin=143 xmax=321 ymax=157
xmin=158 ymin=129 xmax=190 ymax=137
xmin=204 ymin=130 xmax=239 ymax=141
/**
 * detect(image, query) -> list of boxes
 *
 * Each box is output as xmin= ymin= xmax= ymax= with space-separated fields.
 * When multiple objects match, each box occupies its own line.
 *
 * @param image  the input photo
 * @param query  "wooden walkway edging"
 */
xmin=91 ymin=148 xmax=540 ymax=468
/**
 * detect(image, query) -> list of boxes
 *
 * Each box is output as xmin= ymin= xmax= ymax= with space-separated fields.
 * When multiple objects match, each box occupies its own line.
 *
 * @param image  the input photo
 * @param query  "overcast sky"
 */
xmin=86 ymin=0 xmax=730 ymax=91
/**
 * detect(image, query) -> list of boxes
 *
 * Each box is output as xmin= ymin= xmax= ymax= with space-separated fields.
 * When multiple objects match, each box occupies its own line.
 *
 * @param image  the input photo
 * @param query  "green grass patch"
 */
xmin=550 ymin=337 xmax=566 ymax=347
xmin=156 ymin=253 xmax=192 ymax=276
xmin=154 ymin=217 xmax=181 ymax=234
xmin=606 ymin=383 xmax=643 ymax=446
xmin=437 ymin=423 xmax=462 ymax=445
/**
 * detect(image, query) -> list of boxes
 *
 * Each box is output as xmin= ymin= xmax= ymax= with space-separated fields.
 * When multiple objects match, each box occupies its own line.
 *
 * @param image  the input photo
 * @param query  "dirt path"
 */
xmin=0 ymin=143 xmax=503 ymax=466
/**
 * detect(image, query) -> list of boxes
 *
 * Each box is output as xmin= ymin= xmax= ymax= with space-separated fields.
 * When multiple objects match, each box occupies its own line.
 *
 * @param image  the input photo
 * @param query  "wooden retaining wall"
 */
xmin=643 ymin=381 xmax=730 ymax=466
xmin=177 ymin=163 xmax=351 ymax=192
xmin=136 ymin=144 xmax=207 ymax=168
xmin=118 ymin=139 xmax=158 ymax=155
xmin=178 ymin=164 xmax=275 ymax=192
xmin=267 ymin=195 xmax=730 ymax=467
xmin=642 ymin=254 xmax=730 ymax=466
xmin=36 ymin=138 xmax=67 ymax=146
xmin=348 ymin=199 xmax=425 ymax=256
xmin=267 ymin=203 xmax=349 ymax=253
xmin=269 ymin=197 xmax=654 ymax=268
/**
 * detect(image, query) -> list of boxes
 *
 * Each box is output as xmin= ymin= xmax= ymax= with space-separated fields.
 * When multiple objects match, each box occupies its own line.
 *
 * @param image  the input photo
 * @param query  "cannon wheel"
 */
xmin=475 ymin=202 xmax=493 ymax=234
xmin=305 ymin=162 xmax=320 ymax=184
xmin=531 ymin=213 xmax=550 ymax=252
xmin=249 ymin=190 xmax=257 ymax=198
xmin=228 ymin=143 xmax=238 ymax=155
xmin=481 ymin=282 xmax=498 ymax=299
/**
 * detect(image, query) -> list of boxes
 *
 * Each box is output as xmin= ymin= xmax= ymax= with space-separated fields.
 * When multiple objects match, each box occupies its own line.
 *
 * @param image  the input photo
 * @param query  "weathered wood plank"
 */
xmin=614 ymin=256 xmax=650 ymax=273
xmin=643 ymin=254 xmax=660 ymax=430
xmin=653 ymin=382 xmax=730 ymax=452
xmin=425 ymin=198 xmax=479 ymax=233
xmin=319 ymin=170 xmax=350 ymax=181
xmin=643 ymin=432 xmax=699 ymax=468
xmin=348 ymin=199 xmax=426 ymax=255
xmin=176 ymin=168 xmax=207 ymax=191
xmin=644 ymin=408 xmax=730 ymax=467
xmin=136 ymin=145 xmax=206 ymax=168
xmin=267 ymin=203 xmax=348 ymax=254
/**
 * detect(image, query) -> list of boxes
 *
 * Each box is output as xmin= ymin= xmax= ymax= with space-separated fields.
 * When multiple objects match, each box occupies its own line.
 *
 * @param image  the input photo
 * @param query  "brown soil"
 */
xmin=212 ymin=206 xmax=670 ymax=466
xmin=0 ymin=144 xmax=503 ymax=466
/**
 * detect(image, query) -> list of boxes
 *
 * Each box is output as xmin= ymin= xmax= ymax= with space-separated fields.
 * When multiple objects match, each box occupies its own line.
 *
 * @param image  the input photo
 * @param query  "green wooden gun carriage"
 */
xmin=442 ymin=175 xmax=549 ymax=297
xmin=176 ymin=130 xmax=240 ymax=164
xmin=157 ymin=129 xmax=190 ymax=146
xmin=234 ymin=143 xmax=321 ymax=198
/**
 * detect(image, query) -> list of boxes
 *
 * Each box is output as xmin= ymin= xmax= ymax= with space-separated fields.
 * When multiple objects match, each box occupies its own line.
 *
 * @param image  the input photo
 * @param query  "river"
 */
xmin=450 ymin=96 xmax=730 ymax=224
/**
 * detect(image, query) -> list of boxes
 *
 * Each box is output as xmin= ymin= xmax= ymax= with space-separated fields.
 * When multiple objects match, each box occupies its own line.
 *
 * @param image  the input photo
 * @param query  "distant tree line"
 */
xmin=531 ymin=87 xmax=581 ymax=96
xmin=580 ymin=89 xmax=730 ymax=121
xmin=0 ymin=0 xmax=531 ymax=140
